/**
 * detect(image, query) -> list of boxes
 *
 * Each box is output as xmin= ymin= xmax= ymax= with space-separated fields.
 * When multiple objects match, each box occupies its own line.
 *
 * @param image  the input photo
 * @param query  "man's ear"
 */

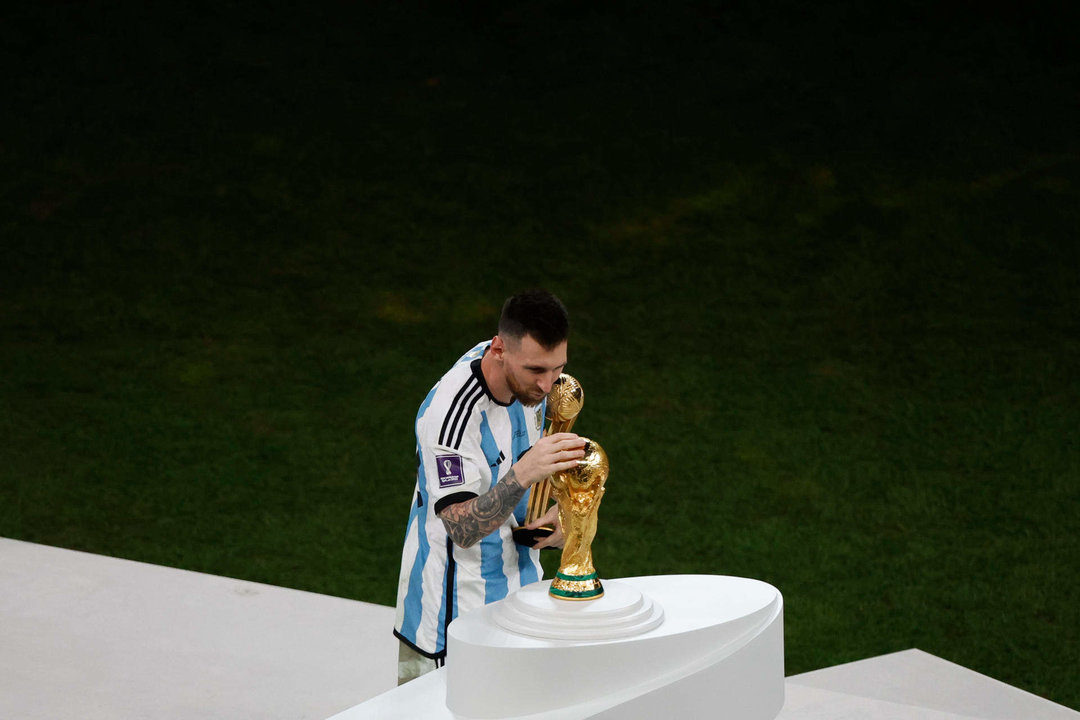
xmin=490 ymin=335 xmax=505 ymax=359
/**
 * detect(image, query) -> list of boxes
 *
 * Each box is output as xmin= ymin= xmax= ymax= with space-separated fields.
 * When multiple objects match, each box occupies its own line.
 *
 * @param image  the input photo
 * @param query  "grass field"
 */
xmin=2 ymin=0 xmax=1078 ymax=709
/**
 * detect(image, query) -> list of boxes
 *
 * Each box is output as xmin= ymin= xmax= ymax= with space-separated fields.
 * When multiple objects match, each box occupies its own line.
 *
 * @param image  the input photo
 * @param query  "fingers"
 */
xmin=526 ymin=504 xmax=558 ymax=529
xmin=545 ymin=433 xmax=586 ymax=450
xmin=525 ymin=503 xmax=563 ymax=549
xmin=533 ymin=535 xmax=556 ymax=549
xmin=534 ymin=525 xmax=564 ymax=549
xmin=546 ymin=435 xmax=586 ymax=464
xmin=535 ymin=436 xmax=585 ymax=472
xmin=551 ymin=458 xmax=584 ymax=474
xmin=514 ymin=434 xmax=587 ymax=486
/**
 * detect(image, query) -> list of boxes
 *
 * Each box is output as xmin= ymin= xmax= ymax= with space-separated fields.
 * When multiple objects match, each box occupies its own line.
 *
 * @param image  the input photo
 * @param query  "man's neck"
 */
xmin=480 ymin=342 xmax=512 ymax=404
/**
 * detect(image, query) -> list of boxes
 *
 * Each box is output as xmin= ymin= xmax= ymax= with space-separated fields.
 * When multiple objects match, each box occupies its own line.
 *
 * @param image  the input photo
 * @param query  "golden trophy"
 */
xmin=514 ymin=374 xmax=584 ymax=547
xmin=548 ymin=438 xmax=608 ymax=600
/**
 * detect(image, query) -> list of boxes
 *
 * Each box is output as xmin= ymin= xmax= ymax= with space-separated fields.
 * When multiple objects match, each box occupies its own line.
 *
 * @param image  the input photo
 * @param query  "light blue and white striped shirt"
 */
xmin=394 ymin=341 xmax=547 ymax=658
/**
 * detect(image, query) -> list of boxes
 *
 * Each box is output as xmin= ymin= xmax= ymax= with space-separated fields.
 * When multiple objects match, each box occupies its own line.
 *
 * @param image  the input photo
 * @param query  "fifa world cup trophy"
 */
xmin=548 ymin=438 xmax=608 ymax=600
xmin=517 ymin=373 xmax=609 ymax=600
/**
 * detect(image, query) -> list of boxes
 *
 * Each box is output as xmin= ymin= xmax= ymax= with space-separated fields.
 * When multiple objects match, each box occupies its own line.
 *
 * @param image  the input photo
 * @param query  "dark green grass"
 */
xmin=2 ymin=0 xmax=1078 ymax=709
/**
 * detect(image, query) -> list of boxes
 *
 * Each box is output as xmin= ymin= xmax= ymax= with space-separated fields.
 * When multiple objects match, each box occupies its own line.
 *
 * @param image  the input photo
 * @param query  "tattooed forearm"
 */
xmin=439 ymin=469 xmax=528 ymax=548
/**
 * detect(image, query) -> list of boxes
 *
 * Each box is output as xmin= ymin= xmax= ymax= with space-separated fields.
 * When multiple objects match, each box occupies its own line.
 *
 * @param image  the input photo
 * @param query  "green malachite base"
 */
xmin=549 ymin=571 xmax=604 ymax=600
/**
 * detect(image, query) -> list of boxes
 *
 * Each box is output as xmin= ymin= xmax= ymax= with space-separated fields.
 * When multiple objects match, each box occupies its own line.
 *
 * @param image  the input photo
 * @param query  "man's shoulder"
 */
xmin=432 ymin=340 xmax=488 ymax=396
xmin=417 ymin=341 xmax=492 ymax=445
xmin=452 ymin=340 xmax=489 ymax=367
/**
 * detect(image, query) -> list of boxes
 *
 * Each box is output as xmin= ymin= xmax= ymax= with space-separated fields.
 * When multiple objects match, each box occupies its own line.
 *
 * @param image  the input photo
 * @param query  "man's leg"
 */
xmin=397 ymin=640 xmax=440 ymax=685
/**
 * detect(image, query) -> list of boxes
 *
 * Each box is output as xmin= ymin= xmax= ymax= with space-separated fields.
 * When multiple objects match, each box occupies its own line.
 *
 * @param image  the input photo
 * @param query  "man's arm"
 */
xmin=437 ymin=433 xmax=585 ymax=549
xmin=438 ymin=469 xmax=528 ymax=548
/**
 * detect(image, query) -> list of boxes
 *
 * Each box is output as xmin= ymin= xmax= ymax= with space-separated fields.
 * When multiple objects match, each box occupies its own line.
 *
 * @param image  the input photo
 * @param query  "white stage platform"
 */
xmin=2 ymin=538 xmax=1076 ymax=720
xmin=0 ymin=538 xmax=398 ymax=720
xmin=331 ymin=647 xmax=1078 ymax=720
xmin=782 ymin=649 xmax=1078 ymax=720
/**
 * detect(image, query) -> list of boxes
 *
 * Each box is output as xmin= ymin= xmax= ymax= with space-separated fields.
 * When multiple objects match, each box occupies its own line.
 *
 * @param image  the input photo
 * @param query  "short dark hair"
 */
xmin=498 ymin=289 xmax=569 ymax=349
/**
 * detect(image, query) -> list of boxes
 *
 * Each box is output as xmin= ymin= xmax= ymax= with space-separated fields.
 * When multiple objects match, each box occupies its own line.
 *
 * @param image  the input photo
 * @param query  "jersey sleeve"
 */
xmin=419 ymin=415 xmax=489 ymax=515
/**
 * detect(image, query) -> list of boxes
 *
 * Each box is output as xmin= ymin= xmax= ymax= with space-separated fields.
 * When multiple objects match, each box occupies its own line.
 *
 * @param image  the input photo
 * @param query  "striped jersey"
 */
xmin=394 ymin=340 xmax=548 ymax=658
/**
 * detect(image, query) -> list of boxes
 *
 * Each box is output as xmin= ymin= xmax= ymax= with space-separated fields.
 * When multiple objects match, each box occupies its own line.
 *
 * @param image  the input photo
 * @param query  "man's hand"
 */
xmin=511 ymin=433 xmax=586 ymax=488
xmin=526 ymin=504 xmax=564 ymax=550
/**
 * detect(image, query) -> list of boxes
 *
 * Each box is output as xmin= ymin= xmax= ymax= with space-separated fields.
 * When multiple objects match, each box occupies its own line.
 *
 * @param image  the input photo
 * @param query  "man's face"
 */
xmin=500 ymin=334 xmax=568 ymax=407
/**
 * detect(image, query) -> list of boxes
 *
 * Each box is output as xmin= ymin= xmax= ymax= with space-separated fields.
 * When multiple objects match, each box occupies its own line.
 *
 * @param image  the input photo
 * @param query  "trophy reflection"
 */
xmin=548 ymin=438 xmax=608 ymax=600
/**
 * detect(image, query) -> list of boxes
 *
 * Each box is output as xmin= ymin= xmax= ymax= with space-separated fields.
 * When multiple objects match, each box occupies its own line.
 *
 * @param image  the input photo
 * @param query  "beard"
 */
xmin=505 ymin=368 xmax=546 ymax=407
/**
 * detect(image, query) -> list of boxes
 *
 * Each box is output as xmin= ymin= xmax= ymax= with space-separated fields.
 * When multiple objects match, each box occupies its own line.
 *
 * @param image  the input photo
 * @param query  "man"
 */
xmin=393 ymin=289 xmax=585 ymax=684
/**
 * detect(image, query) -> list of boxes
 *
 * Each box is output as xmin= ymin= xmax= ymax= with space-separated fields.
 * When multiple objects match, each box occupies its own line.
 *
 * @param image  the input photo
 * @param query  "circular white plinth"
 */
xmin=493 ymin=580 xmax=665 ymax=641
xmin=448 ymin=575 xmax=784 ymax=720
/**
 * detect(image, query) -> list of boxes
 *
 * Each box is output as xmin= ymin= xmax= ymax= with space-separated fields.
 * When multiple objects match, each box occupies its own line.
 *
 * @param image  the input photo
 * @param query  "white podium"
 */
xmin=448 ymin=574 xmax=784 ymax=719
xmin=334 ymin=574 xmax=783 ymax=720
